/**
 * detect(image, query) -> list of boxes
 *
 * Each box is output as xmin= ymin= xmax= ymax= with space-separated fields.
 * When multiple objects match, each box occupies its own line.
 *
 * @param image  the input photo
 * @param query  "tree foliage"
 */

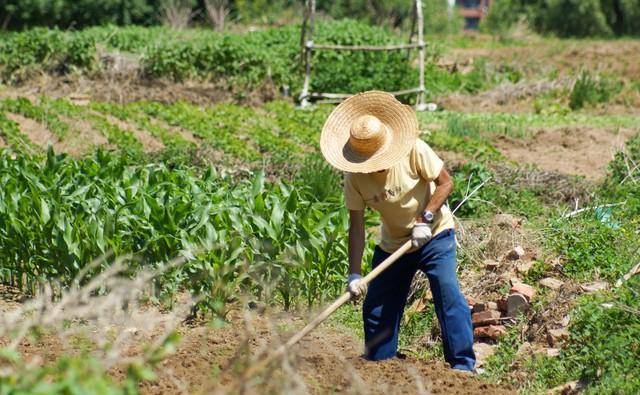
xmin=483 ymin=0 xmax=640 ymax=37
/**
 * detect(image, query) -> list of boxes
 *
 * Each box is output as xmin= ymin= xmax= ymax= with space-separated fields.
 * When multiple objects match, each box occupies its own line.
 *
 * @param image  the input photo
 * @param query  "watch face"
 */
xmin=424 ymin=211 xmax=434 ymax=222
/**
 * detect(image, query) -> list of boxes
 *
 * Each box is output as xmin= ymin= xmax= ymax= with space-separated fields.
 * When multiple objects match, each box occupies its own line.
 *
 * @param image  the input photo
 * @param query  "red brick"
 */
xmin=472 ymin=310 xmax=501 ymax=326
xmin=509 ymin=283 xmax=536 ymax=301
xmin=473 ymin=302 xmax=499 ymax=313
xmin=474 ymin=325 xmax=507 ymax=340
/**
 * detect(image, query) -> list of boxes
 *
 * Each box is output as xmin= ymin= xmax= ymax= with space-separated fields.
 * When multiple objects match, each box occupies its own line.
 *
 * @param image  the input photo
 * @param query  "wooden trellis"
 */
xmin=298 ymin=0 xmax=427 ymax=111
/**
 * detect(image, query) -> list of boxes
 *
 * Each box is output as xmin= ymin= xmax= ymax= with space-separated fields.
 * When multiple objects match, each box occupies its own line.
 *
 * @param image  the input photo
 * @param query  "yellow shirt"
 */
xmin=343 ymin=138 xmax=455 ymax=253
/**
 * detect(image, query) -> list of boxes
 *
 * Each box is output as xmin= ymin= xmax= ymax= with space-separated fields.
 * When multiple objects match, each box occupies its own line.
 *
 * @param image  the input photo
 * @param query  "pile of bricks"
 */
xmin=470 ymin=282 xmax=537 ymax=341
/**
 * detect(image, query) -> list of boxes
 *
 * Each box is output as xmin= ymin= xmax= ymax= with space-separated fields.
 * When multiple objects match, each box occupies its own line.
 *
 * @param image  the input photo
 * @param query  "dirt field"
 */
xmin=126 ymin=310 xmax=511 ymax=394
xmin=494 ymin=125 xmax=637 ymax=180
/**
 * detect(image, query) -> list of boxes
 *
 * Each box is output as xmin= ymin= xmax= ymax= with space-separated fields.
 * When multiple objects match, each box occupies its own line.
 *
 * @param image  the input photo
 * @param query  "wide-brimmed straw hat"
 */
xmin=320 ymin=91 xmax=419 ymax=173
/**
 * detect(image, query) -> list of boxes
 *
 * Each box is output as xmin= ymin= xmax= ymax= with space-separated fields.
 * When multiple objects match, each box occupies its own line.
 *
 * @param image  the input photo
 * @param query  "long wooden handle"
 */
xmin=240 ymin=240 xmax=413 ymax=379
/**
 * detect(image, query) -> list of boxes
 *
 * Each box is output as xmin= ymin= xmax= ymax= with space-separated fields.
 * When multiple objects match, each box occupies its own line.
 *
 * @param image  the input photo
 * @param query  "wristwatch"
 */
xmin=422 ymin=210 xmax=434 ymax=224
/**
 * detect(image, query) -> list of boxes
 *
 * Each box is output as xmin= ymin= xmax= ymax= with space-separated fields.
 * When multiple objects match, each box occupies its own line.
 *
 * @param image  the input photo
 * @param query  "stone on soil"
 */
xmin=546 ymin=348 xmax=561 ymax=357
xmin=580 ymin=281 xmax=609 ymax=293
xmin=507 ymin=293 xmax=529 ymax=316
xmin=540 ymin=277 xmax=564 ymax=290
xmin=516 ymin=260 xmax=533 ymax=274
xmin=506 ymin=246 xmax=526 ymax=260
xmin=472 ymin=342 xmax=496 ymax=367
xmin=493 ymin=213 xmax=522 ymax=229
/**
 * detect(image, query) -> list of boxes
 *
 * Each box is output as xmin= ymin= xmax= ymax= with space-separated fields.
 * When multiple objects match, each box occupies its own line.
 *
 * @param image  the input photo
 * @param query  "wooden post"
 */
xmin=416 ymin=0 xmax=427 ymax=111
xmin=298 ymin=0 xmax=315 ymax=109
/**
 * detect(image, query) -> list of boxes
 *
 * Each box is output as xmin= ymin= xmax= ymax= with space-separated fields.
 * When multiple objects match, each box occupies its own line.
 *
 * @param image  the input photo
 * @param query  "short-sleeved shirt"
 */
xmin=343 ymin=138 xmax=455 ymax=253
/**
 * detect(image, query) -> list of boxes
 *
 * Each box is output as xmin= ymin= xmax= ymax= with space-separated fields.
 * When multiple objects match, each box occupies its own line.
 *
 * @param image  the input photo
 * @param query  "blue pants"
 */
xmin=362 ymin=228 xmax=475 ymax=371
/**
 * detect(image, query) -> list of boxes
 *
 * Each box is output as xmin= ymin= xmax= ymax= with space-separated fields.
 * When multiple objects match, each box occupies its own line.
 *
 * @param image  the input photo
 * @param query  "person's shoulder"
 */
xmin=408 ymin=138 xmax=431 ymax=161
xmin=414 ymin=138 xmax=432 ymax=152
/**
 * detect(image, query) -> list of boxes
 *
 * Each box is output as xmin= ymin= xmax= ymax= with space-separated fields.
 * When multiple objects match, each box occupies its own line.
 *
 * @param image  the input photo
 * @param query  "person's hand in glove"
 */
xmin=347 ymin=273 xmax=367 ymax=299
xmin=411 ymin=222 xmax=432 ymax=249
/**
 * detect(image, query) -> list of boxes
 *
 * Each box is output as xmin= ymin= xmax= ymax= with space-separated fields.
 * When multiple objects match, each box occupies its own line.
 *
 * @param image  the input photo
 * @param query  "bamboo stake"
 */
xmin=416 ymin=0 xmax=426 ymax=110
xmin=310 ymin=87 xmax=423 ymax=100
xmin=298 ymin=0 xmax=315 ymax=108
xmin=239 ymin=240 xmax=413 ymax=381
xmin=312 ymin=43 xmax=425 ymax=51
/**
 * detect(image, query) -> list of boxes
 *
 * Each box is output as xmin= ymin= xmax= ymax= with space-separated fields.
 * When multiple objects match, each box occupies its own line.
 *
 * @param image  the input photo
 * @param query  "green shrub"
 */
xmin=0 ymin=28 xmax=96 ymax=82
xmin=570 ymin=71 xmax=622 ymax=110
xmin=142 ymin=20 xmax=415 ymax=93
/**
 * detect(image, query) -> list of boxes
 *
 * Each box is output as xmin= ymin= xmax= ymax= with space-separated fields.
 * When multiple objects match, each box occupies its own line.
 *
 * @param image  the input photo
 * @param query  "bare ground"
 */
xmin=494 ymin=125 xmax=636 ymax=180
xmin=134 ymin=310 xmax=514 ymax=395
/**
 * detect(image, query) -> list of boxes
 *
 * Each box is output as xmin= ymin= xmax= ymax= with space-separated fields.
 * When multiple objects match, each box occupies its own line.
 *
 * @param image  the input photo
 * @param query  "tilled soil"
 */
xmin=494 ymin=125 xmax=636 ymax=180
xmin=137 ymin=310 xmax=514 ymax=395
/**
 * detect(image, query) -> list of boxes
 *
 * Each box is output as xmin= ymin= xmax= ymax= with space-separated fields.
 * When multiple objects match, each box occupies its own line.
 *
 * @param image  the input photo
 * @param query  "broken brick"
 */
xmin=474 ymin=325 xmax=507 ymax=340
xmin=483 ymin=259 xmax=500 ymax=271
xmin=509 ymin=283 xmax=536 ymax=301
xmin=472 ymin=302 xmax=498 ymax=313
xmin=472 ymin=310 xmax=501 ymax=326
xmin=496 ymin=297 xmax=508 ymax=312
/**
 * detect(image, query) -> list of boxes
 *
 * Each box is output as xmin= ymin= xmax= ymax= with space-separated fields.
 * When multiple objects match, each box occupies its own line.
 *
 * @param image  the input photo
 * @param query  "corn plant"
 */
xmin=0 ymin=149 xmax=352 ymax=313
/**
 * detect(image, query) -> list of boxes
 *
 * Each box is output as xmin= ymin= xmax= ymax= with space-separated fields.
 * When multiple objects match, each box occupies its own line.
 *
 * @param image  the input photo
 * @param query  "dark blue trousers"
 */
xmin=362 ymin=228 xmax=475 ymax=371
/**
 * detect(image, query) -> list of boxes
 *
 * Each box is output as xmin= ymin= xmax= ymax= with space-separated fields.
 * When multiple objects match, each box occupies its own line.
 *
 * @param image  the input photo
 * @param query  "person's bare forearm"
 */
xmin=425 ymin=180 xmax=453 ymax=213
xmin=348 ymin=210 xmax=365 ymax=274
xmin=417 ymin=168 xmax=454 ymax=222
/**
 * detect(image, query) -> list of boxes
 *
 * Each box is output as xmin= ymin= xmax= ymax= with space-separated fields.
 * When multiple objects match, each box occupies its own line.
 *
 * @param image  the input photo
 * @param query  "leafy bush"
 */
xmin=142 ymin=20 xmax=416 ymax=94
xmin=570 ymin=71 xmax=622 ymax=110
xmin=0 ymin=28 xmax=96 ymax=82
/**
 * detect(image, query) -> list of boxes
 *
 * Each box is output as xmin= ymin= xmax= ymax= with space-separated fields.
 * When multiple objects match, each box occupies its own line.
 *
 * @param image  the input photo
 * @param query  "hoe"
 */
xmin=241 ymin=240 xmax=412 ymax=380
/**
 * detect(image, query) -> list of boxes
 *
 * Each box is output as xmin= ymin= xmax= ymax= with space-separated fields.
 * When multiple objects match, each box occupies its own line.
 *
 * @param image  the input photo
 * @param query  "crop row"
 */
xmin=0 ymin=96 xmax=332 ymax=167
xmin=0 ymin=149 xmax=370 ymax=312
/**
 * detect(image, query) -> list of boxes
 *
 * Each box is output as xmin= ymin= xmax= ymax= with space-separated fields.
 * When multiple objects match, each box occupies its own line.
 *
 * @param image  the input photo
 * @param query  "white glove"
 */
xmin=347 ymin=273 xmax=367 ymax=298
xmin=412 ymin=222 xmax=432 ymax=249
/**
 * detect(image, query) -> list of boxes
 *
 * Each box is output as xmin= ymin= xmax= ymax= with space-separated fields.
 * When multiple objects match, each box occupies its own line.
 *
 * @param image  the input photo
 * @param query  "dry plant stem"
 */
xmin=234 ymin=241 xmax=412 ymax=383
xmin=0 ymin=249 xmax=199 ymax=378
xmin=204 ymin=0 xmax=229 ymax=31
xmin=452 ymin=176 xmax=492 ymax=214
xmin=161 ymin=0 xmax=193 ymax=29
xmin=562 ymin=201 xmax=627 ymax=218
xmin=615 ymin=262 xmax=640 ymax=287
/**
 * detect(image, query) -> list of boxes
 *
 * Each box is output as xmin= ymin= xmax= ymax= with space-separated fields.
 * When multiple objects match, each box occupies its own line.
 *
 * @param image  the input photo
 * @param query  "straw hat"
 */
xmin=320 ymin=91 xmax=419 ymax=173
